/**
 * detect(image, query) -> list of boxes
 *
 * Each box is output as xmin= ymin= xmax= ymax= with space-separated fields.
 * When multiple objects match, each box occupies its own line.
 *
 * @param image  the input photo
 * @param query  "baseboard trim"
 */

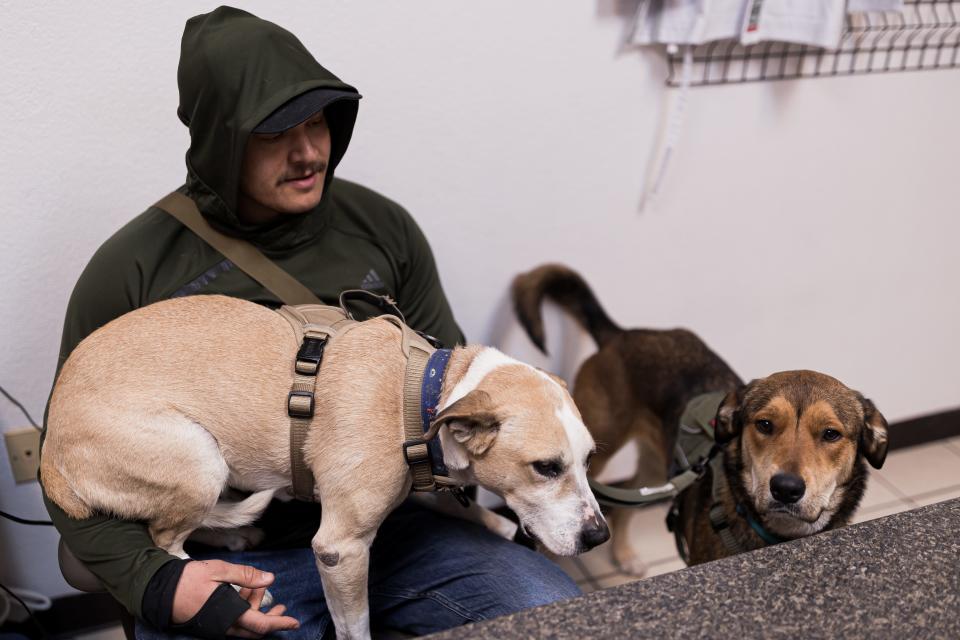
xmin=888 ymin=406 xmax=960 ymax=451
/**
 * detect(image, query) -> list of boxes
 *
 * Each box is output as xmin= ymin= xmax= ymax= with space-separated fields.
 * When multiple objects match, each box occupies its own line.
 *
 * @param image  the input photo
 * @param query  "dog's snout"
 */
xmin=578 ymin=518 xmax=610 ymax=551
xmin=770 ymin=473 xmax=806 ymax=504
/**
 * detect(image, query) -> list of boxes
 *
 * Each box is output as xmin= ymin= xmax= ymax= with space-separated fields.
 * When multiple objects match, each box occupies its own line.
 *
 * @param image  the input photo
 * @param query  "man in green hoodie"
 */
xmin=41 ymin=6 xmax=579 ymax=640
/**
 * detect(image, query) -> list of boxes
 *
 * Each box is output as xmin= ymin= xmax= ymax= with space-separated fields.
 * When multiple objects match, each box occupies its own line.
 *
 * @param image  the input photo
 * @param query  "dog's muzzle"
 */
xmin=770 ymin=472 xmax=806 ymax=504
xmin=578 ymin=518 xmax=610 ymax=551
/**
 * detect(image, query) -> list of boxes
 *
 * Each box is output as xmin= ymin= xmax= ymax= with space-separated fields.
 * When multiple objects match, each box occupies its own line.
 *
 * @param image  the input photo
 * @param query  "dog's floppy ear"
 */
xmin=714 ymin=385 xmax=746 ymax=444
xmin=857 ymin=394 xmax=889 ymax=469
xmin=434 ymin=390 xmax=501 ymax=468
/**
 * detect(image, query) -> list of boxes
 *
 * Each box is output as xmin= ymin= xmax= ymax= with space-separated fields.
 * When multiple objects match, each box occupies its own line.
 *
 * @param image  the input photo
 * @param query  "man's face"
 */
xmin=237 ymin=111 xmax=331 ymax=223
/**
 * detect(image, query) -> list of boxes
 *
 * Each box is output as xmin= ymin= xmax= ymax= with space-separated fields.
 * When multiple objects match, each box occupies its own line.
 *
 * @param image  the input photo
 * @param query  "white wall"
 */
xmin=1 ymin=1 xmax=958 ymax=599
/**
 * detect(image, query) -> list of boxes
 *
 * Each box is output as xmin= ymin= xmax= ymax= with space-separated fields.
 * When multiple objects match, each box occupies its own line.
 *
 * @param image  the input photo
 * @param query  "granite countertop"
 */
xmin=426 ymin=498 xmax=960 ymax=639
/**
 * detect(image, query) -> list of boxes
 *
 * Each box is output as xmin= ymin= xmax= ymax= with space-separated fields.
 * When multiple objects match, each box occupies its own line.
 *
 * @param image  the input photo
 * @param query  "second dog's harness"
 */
xmin=276 ymin=295 xmax=465 ymax=502
xmin=588 ymin=393 xmax=722 ymax=509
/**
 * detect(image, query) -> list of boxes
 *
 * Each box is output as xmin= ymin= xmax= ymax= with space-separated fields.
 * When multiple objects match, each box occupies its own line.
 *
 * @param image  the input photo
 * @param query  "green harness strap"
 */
xmin=589 ymin=400 xmax=721 ymax=510
xmin=589 ymin=465 xmax=702 ymax=508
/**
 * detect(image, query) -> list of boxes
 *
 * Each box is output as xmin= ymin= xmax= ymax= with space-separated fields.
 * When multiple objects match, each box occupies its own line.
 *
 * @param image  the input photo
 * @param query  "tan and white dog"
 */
xmin=42 ymin=294 xmax=608 ymax=639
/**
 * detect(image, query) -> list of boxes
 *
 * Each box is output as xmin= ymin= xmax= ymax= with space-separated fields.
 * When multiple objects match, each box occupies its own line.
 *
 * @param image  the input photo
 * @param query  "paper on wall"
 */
xmin=630 ymin=0 xmax=749 ymax=46
xmin=847 ymin=0 xmax=904 ymax=12
xmin=740 ymin=0 xmax=847 ymax=49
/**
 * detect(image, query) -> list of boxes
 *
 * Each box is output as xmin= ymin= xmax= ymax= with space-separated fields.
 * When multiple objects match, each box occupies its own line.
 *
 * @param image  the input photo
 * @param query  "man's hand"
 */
xmin=172 ymin=559 xmax=299 ymax=638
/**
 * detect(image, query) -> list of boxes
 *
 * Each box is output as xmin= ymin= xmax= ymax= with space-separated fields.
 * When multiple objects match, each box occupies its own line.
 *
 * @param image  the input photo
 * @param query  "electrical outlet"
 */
xmin=5 ymin=427 xmax=41 ymax=484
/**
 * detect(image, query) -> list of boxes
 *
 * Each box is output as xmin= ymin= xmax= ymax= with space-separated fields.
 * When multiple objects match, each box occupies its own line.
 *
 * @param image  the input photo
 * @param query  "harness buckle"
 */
xmin=691 ymin=444 xmax=720 ymax=478
xmin=295 ymin=336 xmax=327 ymax=376
xmin=402 ymin=438 xmax=430 ymax=465
xmin=287 ymin=390 xmax=315 ymax=418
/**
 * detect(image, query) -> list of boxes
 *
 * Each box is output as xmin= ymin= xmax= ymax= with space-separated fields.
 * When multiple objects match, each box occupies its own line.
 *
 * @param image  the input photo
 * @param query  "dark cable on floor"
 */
xmin=0 ymin=384 xmax=41 ymax=431
xmin=0 ymin=510 xmax=53 ymax=527
xmin=0 ymin=581 xmax=48 ymax=638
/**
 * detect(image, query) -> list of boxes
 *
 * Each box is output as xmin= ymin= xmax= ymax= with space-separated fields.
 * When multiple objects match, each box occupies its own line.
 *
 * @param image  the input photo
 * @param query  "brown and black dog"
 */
xmin=512 ymin=264 xmax=889 ymax=574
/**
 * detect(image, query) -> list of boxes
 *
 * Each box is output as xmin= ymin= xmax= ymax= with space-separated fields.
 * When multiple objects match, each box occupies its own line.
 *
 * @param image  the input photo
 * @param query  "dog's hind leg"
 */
xmin=149 ymin=483 xmax=260 ymax=559
xmin=610 ymin=413 xmax=671 ymax=577
xmin=54 ymin=408 xmax=231 ymax=528
xmin=150 ymin=525 xmax=195 ymax=560
xmin=572 ymin=354 xmax=633 ymax=479
xmin=69 ymin=410 xmax=238 ymax=561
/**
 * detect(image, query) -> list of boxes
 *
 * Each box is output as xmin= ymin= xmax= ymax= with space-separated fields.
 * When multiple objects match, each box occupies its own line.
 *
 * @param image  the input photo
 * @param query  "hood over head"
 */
xmin=177 ymin=6 xmax=360 ymax=244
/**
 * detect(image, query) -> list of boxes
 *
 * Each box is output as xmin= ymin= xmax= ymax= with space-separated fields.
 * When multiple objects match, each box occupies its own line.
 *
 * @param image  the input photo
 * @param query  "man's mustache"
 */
xmin=279 ymin=162 xmax=327 ymax=183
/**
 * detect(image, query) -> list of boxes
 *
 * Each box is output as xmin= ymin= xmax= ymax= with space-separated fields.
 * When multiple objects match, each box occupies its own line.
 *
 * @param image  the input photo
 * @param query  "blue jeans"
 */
xmin=136 ymin=501 xmax=580 ymax=639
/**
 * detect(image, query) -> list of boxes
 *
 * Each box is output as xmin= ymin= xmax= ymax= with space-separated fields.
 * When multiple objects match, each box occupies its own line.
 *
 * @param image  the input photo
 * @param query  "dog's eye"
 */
xmin=532 ymin=460 xmax=564 ymax=478
xmin=755 ymin=419 xmax=774 ymax=435
xmin=822 ymin=428 xmax=842 ymax=442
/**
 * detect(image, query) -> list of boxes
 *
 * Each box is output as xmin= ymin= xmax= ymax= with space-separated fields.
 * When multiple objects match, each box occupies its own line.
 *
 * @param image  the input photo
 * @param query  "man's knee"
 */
xmin=373 ymin=503 xmax=582 ymax=623
xmin=480 ymin=543 xmax=581 ymax=614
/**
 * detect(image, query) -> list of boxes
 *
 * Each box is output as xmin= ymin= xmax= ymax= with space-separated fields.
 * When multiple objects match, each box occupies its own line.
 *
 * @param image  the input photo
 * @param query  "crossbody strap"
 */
xmin=155 ymin=191 xmax=323 ymax=306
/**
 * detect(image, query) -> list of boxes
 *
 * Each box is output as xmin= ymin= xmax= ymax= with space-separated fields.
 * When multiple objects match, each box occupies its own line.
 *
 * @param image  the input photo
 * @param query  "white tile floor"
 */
xmin=75 ymin=438 xmax=960 ymax=638
xmin=553 ymin=437 xmax=960 ymax=593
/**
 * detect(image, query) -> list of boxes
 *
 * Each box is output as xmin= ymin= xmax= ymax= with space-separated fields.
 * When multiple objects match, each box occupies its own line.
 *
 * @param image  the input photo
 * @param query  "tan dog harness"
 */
xmin=276 ymin=301 xmax=459 ymax=501
xmin=155 ymin=192 xmax=462 ymax=502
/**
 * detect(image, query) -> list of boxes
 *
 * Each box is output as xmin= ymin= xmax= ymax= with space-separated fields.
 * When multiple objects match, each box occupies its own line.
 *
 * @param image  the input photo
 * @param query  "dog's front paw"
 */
xmin=613 ymin=546 xmax=648 ymax=577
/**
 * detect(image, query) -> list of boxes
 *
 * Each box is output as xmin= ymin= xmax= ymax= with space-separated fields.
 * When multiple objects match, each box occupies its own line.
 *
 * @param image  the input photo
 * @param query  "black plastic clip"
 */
xmin=295 ymin=336 xmax=327 ymax=376
xmin=691 ymin=445 xmax=720 ymax=478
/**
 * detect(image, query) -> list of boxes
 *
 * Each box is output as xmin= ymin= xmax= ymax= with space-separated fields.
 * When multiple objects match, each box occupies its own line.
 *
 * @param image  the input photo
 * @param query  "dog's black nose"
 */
xmin=579 ymin=519 xmax=610 ymax=551
xmin=770 ymin=473 xmax=806 ymax=504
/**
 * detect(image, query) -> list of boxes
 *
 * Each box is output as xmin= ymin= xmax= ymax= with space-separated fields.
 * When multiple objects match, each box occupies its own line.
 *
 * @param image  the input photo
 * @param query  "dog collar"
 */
xmin=736 ymin=503 xmax=787 ymax=546
xmin=420 ymin=348 xmax=452 ymax=477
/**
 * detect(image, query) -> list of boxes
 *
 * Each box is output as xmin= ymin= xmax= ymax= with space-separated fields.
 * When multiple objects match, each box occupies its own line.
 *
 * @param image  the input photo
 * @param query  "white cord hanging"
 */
xmin=639 ymin=43 xmax=694 ymax=212
xmin=638 ymin=0 xmax=710 ymax=211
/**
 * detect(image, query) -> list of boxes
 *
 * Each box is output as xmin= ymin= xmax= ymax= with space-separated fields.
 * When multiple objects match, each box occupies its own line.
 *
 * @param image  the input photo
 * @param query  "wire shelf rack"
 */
xmin=665 ymin=0 xmax=960 ymax=86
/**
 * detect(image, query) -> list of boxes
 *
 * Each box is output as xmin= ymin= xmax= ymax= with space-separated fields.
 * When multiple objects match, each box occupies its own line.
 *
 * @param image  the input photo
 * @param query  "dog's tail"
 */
xmin=201 ymin=489 xmax=276 ymax=529
xmin=511 ymin=263 xmax=621 ymax=354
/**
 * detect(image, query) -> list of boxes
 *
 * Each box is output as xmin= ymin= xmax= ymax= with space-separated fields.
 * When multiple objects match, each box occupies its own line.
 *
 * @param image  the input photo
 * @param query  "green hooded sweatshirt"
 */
xmin=40 ymin=6 xmax=463 ymax=622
